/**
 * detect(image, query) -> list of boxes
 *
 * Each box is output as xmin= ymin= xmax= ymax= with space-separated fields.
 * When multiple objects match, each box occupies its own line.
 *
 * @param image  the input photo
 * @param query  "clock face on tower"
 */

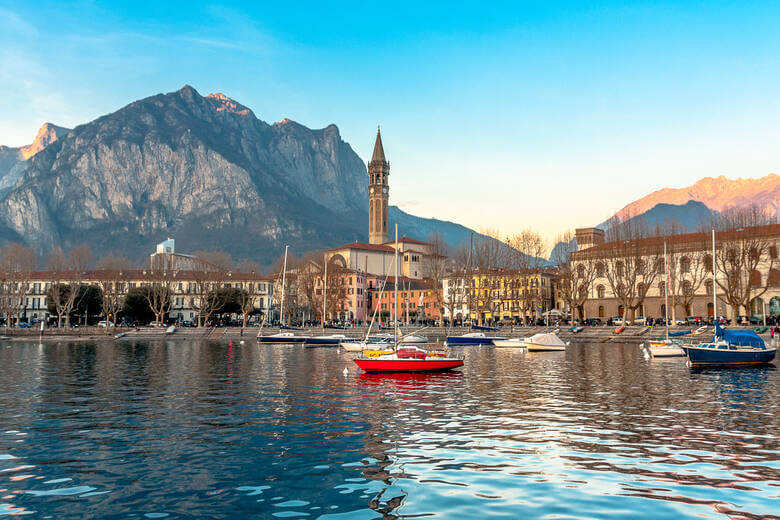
xmin=382 ymin=187 xmax=387 ymax=194
xmin=370 ymin=187 xmax=374 ymax=194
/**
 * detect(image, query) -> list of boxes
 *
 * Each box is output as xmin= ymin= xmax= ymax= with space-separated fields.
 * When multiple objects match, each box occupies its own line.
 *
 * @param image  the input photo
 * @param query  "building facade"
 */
xmin=571 ymin=225 xmax=780 ymax=323
xmin=442 ymin=269 xmax=556 ymax=325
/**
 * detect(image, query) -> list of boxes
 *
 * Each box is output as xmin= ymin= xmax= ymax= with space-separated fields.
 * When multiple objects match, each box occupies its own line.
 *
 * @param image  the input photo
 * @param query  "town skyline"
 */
xmin=2 ymin=1 xmax=779 ymax=242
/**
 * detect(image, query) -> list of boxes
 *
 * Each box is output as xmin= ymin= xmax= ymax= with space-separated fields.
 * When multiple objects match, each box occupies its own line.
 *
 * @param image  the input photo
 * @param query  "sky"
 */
xmin=1 ymin=0 xmax=779 ymax=247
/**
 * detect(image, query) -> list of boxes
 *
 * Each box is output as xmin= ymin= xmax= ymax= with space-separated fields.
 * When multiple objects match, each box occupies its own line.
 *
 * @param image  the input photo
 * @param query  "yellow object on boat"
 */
xmin=363 ymin=349 xmax=394 ymax=358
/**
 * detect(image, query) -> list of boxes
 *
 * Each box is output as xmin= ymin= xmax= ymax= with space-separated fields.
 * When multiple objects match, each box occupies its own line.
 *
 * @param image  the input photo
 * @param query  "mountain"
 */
xmin=0 ymin=123 xmax=70 ymax=197
xmin=618 ymin=174 xmax=779 ymax=219
xmin=0 ymin=86 xmax=491 ymax=265
xmin=548 ymin=200 xmax=718 ymax=263
xmin=618 ymin=200 xmax=718 ymax=232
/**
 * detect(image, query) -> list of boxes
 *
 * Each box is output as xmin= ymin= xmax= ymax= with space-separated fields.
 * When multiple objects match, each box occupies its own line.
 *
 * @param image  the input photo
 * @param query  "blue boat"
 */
xmin=685 ymin=324 xmax=776 ymax=366
xmin=446 ymin=332 xmax=506 ymax=346
xmin=471 ymin=325 xmax=499 ymax=332
xmin=304 ymin=334 xmax=349 ymax=347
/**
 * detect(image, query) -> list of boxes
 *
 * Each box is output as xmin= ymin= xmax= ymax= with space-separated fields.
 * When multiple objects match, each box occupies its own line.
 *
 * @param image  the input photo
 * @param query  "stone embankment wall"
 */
xmin=2 ymin=325 xmax=774 ymax=344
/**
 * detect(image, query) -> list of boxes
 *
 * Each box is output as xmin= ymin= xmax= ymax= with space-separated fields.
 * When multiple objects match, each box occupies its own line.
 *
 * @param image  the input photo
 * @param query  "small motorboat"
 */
xmin=685 ymin=324 xmax=777 ymax=366
xmin=525 ymin=332 xmax=567 ymax=352
xmin=114 ymin=332 xmax=127 ymax=339
xmin=613 ymin=325 xmax=625 ymax=334
xmin=400 ymin=334 xmax=427 ymax=344
xmin=354 ymin=345 xmax=463 ymax=372
xmin=645 ymin=339 xmax=685 ymax=357
xmin=446 ymin=332 xmax=506 ymax=346
xmin=568 ymin=326 xmax=583 ymax=333
xmin=257 ymin=332 xmax=309 ymax=344
xmin=492 ymin=338 xmax=526 ymax=348
xmin=692 ymin=326 xmax=709 ymax=336
xmin=165 ymin=325 xmax=176 ymax=335
xmin=305 ymin=334 xmax=348 ymax=347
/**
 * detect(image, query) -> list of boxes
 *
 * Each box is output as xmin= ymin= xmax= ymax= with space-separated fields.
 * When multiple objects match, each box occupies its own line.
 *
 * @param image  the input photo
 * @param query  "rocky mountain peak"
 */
xmin=206 ymin=92 xmax=253 ymax=116
xmin=20 ymin=122 xmax=71 ymax=159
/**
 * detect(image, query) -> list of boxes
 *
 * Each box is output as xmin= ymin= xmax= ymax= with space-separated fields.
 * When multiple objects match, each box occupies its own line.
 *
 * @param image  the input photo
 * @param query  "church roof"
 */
xmin=371 ymin=127 xmax=386 ymax=163
xmin=327 ymin=241 xmax=394 ymax=253
xmin=382 ymin=236 xmax=430 ymax=246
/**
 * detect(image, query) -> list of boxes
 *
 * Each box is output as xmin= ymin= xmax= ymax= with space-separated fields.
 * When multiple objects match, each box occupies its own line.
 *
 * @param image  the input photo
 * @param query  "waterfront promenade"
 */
xmin=3 ymin=324 xmax=776 ymax=345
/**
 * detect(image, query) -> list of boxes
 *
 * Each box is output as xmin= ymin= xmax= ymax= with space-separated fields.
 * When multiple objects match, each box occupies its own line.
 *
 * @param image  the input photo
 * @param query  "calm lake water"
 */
xmin=0 ymin=340 xmax=777 ymax=519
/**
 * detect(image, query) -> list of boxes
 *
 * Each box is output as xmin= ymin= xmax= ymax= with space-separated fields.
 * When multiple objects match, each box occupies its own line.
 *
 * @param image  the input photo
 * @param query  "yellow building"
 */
xmin=442 ymin=269 xmax=555 ymax=325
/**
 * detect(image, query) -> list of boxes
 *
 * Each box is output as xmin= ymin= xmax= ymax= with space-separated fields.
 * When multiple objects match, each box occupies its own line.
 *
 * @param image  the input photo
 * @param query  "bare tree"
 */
xmin=713 ymin=205 xmax=777 ymax=320
xmin=68 ymin=245 xmax=93 ymax=271
xmin=0 ymin=243 xmax=38 ymax=327
xmin=95 ymin=253 xmax=133 ymax=331
xmin=553 ymin=230 xmax=596 ymax=321
xmin=192 ymin=250 xmax=234 ymax=271
xmin=189 ymin=271 xmax=224 ymax=327
xmin=423 ymin=232 xmax=449 ymax=325
xmin=506 ymin=230 xmax=547 ymax=323
xmin=602 ymin=215 xmax=662 ymax=324
xmin=143 ymin=272 xmax=173 ymax=326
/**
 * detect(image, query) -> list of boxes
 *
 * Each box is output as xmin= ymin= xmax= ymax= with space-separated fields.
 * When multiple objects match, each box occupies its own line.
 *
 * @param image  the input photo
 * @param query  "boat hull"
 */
xmin=304 ymin=337 xmax=346 ymax=346
xmin=647 ymin=341 xmax=686 ymax=357
xmin=685 ymin=345 xmax=776 ymax=365
xmin=493 ymin=339 xmax=525 ymax=348
xmin=446 ymin=336 xmax=505 ymax=346
xmin=526 ymin=343 xmax=566 ymax=351
xmin=257 ymin=336 xmax=307 ymax=344
xmin=354 ymin=358 xmax=464 ymax=372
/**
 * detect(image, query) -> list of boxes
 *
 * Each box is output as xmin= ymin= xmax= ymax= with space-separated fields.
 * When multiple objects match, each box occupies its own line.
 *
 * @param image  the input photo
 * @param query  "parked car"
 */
xmin=612 ymin=317 xmax=623 ymax=326
xmin=97 ymin=320 xmax=115 ymax=328
xmin=633 ymin=316 xmax=646 ymax=325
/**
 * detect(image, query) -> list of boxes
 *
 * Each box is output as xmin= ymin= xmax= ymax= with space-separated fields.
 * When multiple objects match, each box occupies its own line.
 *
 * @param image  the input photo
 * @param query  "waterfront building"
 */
xmin=442 ymin=269 xmax=556 ymax=325
xmin=7 ymin=269 xmax=274 ymax=325
xmin=571 ymin=224 xmax=780 ymax=323
xmin=149 ymin=238 xmax=218 ymax=271
xmin=367 ymin=276 xmax=441 ymax=324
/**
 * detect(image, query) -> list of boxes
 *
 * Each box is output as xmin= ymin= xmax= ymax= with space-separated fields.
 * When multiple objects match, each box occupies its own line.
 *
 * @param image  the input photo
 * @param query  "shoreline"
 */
xmin=1 ymin=324 xmax=774 ymax=345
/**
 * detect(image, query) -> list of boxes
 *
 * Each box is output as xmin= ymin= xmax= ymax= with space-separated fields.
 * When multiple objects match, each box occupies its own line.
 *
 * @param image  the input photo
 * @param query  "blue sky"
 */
xmin=1 ymin=1 xmax=779 ymax=244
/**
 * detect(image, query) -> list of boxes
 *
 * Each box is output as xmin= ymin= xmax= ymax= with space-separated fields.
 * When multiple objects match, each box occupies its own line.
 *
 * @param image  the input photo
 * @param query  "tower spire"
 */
xmin=371 ymin=126 xmax=386 ymax=163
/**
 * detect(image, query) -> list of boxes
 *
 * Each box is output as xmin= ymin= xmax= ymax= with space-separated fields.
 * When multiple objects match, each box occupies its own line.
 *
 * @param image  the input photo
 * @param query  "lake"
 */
xmin=0 ymin=340 xmax=777 ymax=519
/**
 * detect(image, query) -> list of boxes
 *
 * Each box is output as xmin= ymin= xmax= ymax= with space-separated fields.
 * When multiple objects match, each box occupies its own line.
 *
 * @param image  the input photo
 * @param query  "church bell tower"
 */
xmin=368 ymin=127 xmax=389 ymax=244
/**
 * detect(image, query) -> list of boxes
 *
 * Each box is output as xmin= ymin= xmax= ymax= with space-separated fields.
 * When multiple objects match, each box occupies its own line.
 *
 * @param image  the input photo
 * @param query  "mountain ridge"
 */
xmin=0 ymin=86 xmax=494 ymax=265
xmin=618 ymin=174 xmax=779 ymax=219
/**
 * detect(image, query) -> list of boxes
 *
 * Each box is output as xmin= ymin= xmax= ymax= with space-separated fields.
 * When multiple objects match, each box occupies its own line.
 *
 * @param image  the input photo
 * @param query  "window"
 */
xmin=597 ymin=285 xmax=605 ymax=299
xmin=705 ymin=280 xmax=713 ymax=295
xmin=616 ymin=261 xmax=624 ymax=277
xmin=656 ymin=258 xmax=665 ymax=273
xmin=596 ymin=262 xmax=605 ymax=276
xmin=658 ymin=282 xmax=666 ymax=297
xmin=680 ymin=257 xmax=691 ymax=273
xmin=577 ymin=264 xmax=585 ymax=277
xmin=598 ymin=305 xmax=604 ymax=317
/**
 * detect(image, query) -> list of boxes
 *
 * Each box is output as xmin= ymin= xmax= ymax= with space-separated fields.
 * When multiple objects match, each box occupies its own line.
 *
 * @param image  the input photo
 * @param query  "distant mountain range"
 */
xmin=0 ymin=86 xmax=496 ymax=265
xmin=549 ymin=175 xmax=778 ymax=263
xmin=618 ymin=174 xmax=779 ymax=220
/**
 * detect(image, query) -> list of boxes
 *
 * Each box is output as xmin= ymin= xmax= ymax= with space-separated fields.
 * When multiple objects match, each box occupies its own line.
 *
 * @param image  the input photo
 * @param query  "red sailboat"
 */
xmin=353 ymin=224 xmax=464 ymax=373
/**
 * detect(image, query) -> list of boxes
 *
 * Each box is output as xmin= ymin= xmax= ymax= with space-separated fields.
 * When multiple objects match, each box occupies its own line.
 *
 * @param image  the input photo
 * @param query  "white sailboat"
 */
xmin=646 ymin=241 xmax=686 ymax=358
xmin=341 ymin=272 xmax=393 ymax=353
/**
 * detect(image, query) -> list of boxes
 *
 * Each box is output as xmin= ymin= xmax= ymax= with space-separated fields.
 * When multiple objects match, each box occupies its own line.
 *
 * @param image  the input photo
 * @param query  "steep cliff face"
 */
xmin=618 ymin=174 xmax=779 ymax=219
xmin=0 ymin=86 xmax=369 ymax=263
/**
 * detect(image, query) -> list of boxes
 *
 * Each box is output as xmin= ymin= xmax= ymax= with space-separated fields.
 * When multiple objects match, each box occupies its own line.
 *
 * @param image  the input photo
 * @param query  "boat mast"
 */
xmin=280 ymin=245 xmax=289 ymax=327
xmin=395 ymin=223 xmax=399 ymax=348
xmin=664 ymin=241 xmax=669 ymax=341
xmin=712 ymin=229 xmax=717 ymax=325
xmin=322 ymin=254 xmax=327 ymax=330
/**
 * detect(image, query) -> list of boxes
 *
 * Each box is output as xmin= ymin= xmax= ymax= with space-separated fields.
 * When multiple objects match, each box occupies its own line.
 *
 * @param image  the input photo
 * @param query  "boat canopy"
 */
xmin=668 ymin=330 xmax=691 ymax=337
xmin=715 ymin=323 xmax=766 ymax=349
xmin=526 ymin=332 xmax=566 ymax=347
xmin=471 ymin=325 xmax=499 ymax=332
